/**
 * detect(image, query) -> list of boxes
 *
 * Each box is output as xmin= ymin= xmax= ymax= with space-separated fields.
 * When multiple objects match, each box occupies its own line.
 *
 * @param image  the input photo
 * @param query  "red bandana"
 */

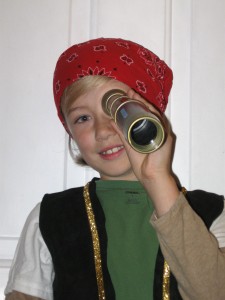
xmin=53 ymin=38 xmax=173 ymax=126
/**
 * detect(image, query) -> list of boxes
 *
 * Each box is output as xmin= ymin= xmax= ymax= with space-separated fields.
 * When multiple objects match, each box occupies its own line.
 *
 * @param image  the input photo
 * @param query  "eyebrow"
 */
xmin=67 ymin=106 xmax=86 ymax=115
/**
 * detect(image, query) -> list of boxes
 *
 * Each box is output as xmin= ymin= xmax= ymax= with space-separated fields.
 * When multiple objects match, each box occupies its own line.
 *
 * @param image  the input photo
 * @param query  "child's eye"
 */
xmin=75 ymin=115 xmax=91 ymax=124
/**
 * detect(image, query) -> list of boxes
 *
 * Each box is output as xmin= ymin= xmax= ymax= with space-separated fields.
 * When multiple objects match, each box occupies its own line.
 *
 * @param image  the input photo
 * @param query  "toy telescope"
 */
xmin=102 ymin=89 xmax=165 ymax=153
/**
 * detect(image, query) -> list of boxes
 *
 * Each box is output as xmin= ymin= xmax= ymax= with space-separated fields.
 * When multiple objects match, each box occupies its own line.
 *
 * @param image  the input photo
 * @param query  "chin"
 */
xmin=100 ymin=169 xmax=135 ymax=181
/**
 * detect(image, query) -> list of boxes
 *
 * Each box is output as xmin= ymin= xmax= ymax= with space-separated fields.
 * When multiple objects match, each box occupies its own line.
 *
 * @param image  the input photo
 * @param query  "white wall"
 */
xmin=0 ymin=0 xmax=224 ymax=298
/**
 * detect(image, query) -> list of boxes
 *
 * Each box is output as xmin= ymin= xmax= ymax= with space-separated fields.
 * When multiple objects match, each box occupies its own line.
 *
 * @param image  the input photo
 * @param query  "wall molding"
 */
xmin=89 ymin=0 xmax=99 ymax=38
xmin=164 ymin=0 xmax=172 ymax=64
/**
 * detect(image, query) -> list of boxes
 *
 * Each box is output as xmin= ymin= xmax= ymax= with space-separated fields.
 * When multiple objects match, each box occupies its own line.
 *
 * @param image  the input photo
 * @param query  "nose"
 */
xmin=95 ymin=116 xmax=116 ymax=141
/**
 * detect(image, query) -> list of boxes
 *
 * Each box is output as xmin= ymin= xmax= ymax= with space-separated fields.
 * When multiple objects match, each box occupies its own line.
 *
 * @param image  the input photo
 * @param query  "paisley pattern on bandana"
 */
xmin=115 ymin=41 xmax=130 ymax=49
xmin=55 ymin=80 xmax=61 ymax=94
xmin=136 ymin=80 xmax=147 ymax=93
xmin=120 ymin=54 xmax=134 ymax=65
xmin=156 ymin=92 xmax=167 ymax=112
xmin=53 ymin=37 xmax=173 ymax=127
xmin=94 ymin=45 xmax=107 ymax=52
xmin=138 ymin=47 xmax=158 ymax=65
xmin=67 ymin=53 xmax=78 ymax=63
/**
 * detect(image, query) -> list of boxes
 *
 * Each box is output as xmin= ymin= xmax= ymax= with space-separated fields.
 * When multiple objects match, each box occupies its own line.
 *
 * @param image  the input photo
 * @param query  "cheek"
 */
xmin=71 ymin=129 xmax=94 ymax=153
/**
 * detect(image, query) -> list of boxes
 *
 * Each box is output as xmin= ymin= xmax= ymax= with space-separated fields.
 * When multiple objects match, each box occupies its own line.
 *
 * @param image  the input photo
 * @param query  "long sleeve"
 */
xmin=151 ymin=193 xmax=225 ymax=300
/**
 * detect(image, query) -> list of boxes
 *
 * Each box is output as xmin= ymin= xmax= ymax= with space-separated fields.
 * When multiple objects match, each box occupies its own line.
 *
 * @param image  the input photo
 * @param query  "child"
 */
xmin=5 ymin=38 xmax=225 ymax=300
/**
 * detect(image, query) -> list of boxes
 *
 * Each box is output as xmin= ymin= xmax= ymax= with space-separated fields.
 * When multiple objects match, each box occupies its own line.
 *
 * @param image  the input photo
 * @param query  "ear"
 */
xmin=66 ymin=127 xmax=73 ymax=138
xmin=63 ymin=119 xmax=73 ymax=138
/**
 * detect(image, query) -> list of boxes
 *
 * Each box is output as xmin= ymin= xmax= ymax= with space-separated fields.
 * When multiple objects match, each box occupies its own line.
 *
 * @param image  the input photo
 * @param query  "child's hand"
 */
xmin=111 ymin=113 xmax=174 ymax=182
xmin=111 ymin=91 xmax=180 ymax=216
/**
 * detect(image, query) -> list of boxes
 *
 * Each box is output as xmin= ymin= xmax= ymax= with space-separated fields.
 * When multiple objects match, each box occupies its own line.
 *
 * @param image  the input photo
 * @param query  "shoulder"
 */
xmin=5 ymin=203 xmax=54 ymax=299
xmin=186 ymin=189 xmax=224 ymax=228
xmin=40 ymin=186 xmax=85 ymax=212
xmin=43 ymin=185 xmax=84 ymax=201
xmin=39 ymin=185 xmax=89 ymax=236
xmin=16 ymin=203 xmax=49 ymax=257
xmin=21 ymin=203 xmax=41 ymax=235
xmin=40 ymin=178 xmax=99 ymax=211
xmin=39 ymin=179 xmax=100 ymax=237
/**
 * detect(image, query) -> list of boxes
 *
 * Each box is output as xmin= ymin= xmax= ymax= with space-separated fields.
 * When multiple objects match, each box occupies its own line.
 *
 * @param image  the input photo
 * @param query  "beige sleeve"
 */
xmin=5 ymin=291 xmax=43 ymax=300
xmin=151 ymin=192 xmax=225 ymax=300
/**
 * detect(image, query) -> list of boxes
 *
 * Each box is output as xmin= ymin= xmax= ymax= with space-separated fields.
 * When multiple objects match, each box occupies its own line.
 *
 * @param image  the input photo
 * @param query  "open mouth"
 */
xmin=100 ymin=145 xmax=124 ymax=155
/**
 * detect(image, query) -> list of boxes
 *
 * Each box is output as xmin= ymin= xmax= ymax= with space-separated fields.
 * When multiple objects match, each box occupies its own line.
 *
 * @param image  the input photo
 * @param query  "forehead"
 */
xmin=71 ymin=79 xmax=159 ymax=115
xmin=71 ymin=79 xmax=131 ymax=106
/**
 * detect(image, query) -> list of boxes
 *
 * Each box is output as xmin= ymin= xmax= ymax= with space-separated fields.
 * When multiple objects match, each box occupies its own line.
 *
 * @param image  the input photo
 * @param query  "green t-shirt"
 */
xmin=96 ymin=180 xmax=159 ymax=300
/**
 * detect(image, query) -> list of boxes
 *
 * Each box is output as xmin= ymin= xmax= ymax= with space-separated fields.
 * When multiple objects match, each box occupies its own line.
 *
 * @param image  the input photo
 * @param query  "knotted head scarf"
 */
xmin=53 ymin=37 xmax=173 ymax=126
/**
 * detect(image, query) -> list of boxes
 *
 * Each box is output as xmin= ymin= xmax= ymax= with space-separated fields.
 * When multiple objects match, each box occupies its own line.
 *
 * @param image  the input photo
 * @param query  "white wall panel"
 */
xmin=0 ymin=238 xmax=17 ymax=299
xmin=90 ymin=0 xmax=167 ymax=56
xmin=170 ymin=0 xmax=225 ymax=194
xmin=0 ymin=0 xmax=224 ymax=298
xmin=0 ymin=268 xmax=10 ymax=300
xmin=0 ymin=0 xmax=72 ymax=236
xmin=70 ymin=0 xmax=92 ymax=43
xmin=190 ymin=0 xmax=225 ymax=194
xmin=170 ymin=0 xmax=192 ymax=189
xmin=0 ymin=0 xmax=74 ymax=297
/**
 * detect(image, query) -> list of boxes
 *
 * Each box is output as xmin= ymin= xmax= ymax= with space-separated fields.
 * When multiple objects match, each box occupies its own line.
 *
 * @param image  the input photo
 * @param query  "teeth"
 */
xmin=102 ymin=146 xmax=124 ymax=155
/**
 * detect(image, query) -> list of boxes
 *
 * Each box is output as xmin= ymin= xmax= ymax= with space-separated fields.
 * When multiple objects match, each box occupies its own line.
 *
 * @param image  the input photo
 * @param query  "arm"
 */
xmin=112 ymin=91 xmax=225 ymax=299
xmin=5 ymin=203 xmax=53 ymax=300
xmin=5 ymin=291 xmax=43 ymax=300
xmin=111 ymin=90 xmax=180 ymax=217
xmin=151 ymin=193 xmax=225 ymax=300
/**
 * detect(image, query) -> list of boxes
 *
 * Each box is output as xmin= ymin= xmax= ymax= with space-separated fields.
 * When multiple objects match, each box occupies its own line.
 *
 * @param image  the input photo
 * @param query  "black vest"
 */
xmin=39 ymin=178 xmax=224 ymax=300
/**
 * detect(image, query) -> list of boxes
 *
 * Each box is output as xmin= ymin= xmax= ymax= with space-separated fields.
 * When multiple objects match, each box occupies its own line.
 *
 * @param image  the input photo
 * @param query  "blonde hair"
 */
xmin=61 ymin=75 xmax=112 ymax=119
xmin=61 ymin=75 xmax=113 ymax=166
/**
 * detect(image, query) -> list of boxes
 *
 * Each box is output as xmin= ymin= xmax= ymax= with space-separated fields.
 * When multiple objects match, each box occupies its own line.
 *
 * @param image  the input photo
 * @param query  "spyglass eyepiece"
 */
xmin=131 ymin=119 xmax=157 ymax=145
xmin=102 ymin=89 xmax=165 ymax=153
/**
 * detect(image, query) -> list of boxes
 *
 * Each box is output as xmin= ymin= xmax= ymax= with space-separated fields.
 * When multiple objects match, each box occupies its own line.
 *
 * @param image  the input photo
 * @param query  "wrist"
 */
xmin=142 ymin=175 xmax=180 ymax=217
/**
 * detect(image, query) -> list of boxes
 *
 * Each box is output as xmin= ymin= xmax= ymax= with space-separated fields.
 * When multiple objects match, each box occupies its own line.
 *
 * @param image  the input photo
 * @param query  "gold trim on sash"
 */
xmin=83 ymin=182 xmax=106 ymax=300
xmin=163 ymin=260 xmax=170 ymax=300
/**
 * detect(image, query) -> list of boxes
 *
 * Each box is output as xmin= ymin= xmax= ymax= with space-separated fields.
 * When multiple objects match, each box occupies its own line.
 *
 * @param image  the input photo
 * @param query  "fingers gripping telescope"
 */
xmin=102 ymin=89 xmax=165 ymax=153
